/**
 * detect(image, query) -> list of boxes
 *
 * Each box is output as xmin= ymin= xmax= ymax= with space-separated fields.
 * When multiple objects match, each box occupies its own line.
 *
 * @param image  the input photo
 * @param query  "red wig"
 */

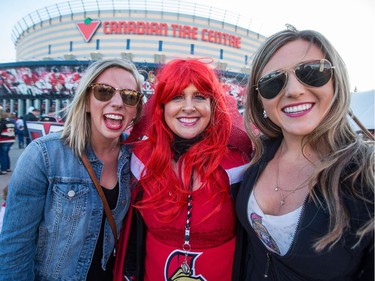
xmin=134 ymin=59 xmax=234 ymax=221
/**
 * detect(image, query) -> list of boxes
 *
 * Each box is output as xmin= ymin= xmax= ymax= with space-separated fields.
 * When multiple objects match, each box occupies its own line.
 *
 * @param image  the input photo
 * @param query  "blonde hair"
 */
xmin=61 ymin=59 xmax=143 ymax=156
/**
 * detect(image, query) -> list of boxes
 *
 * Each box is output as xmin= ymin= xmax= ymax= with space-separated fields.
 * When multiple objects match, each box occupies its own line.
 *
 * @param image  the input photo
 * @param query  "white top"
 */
xmin=247 ymin=191 xmax=302 ymax=255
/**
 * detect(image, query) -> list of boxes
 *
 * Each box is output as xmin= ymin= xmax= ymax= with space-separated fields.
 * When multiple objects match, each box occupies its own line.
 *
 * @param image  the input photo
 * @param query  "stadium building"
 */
xmin=0 ymin=0 xmax=267 ymax=117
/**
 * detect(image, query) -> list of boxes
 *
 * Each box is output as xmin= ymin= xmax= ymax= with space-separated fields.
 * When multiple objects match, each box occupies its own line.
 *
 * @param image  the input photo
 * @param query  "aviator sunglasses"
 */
xmin=256 ymin=59 xmax=334 ymax=99
xmin=89 ymin=83 xmax=143 ymax=106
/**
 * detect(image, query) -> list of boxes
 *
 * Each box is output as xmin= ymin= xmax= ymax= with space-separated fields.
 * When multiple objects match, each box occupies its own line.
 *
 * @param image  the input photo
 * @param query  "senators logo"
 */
xmin=164 ymin=250 xmax=206 ymax=280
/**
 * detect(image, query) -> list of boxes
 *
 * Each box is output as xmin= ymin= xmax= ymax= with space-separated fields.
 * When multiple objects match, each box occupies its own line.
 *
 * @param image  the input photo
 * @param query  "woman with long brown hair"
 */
xmin=234 ymin=28 xmax=374 ymax=281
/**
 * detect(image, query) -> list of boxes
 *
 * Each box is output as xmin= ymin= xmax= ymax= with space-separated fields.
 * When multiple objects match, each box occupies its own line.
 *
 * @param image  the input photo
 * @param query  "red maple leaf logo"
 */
xmin=76 ymin=18 xmax=101 ymax=42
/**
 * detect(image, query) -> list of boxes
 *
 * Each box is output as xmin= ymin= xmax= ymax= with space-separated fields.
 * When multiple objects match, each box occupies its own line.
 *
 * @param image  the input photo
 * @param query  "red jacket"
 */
xmin=113 ymin=146 xmax=249 ymax=281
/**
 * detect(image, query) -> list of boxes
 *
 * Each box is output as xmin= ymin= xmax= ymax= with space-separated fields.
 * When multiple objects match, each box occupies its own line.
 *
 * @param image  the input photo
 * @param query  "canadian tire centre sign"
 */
xmin=76 ymin=17 xmax=242 ymax=48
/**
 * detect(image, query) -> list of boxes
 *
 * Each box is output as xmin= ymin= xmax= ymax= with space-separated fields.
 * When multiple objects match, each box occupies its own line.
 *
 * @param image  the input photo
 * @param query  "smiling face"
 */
xmin=260 ymin=39 xmax=334 ymax=139
xmin=87 ymin=67 xmax=138 ymax=145
xmin=164 ymin=84 xmax=211 ymax=139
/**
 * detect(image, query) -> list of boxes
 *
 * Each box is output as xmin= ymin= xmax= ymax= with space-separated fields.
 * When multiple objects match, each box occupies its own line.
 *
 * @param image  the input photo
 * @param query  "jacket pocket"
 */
xmin=34 ymin=182 xmax=91 ymax=272
xmin=52 ymin=182 xmax=90 ymax=219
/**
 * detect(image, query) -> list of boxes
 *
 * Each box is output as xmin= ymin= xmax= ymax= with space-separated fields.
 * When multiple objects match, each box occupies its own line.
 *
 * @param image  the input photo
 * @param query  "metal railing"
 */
xmin=11 ymin=0 xmax=262 ymax=45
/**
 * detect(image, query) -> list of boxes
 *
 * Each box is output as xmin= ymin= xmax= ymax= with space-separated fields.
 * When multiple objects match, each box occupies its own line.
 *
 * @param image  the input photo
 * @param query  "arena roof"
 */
xmin=11 ymin=0 xmax=259 ymax=46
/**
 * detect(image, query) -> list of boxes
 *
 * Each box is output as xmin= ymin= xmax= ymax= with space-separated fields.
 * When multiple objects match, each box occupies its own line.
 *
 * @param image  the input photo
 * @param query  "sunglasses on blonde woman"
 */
xmin=256 ymin=59 xmax=334 ymax=99
xmin=89 ymin=83 xmax=143 ymax=106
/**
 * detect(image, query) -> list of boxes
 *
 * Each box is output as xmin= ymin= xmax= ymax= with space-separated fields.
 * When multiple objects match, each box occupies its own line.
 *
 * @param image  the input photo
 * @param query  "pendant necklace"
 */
xmin=275 ymin=147 xmax=308 ymax=207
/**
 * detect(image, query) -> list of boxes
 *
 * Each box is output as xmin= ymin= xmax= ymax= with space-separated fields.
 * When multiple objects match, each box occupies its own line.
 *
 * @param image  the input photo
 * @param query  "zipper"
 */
xmin=264 ymin=251 xmax=270 ymax=278
xmin=286 ymin=197 xmax=307 ymax=255
xmin=262 ymin=196 xmax=308 ymax=279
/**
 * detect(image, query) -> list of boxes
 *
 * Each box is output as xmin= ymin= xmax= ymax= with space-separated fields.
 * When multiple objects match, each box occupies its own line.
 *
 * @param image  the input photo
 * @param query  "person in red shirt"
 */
xmin=114 ymin=58 xmax=253 ymax=281
xmin=0 ymin=109 xmax=16 ymax=174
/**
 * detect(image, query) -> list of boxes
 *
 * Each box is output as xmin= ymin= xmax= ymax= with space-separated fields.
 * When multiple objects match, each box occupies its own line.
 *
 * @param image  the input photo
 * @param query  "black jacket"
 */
xmin=23 ymin=112 xmax=38 ymax=138
xmin=233 ymin=137 xmax=374 ymax=281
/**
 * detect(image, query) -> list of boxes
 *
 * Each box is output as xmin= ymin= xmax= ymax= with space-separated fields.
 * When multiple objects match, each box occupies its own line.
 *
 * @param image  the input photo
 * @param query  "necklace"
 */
xmin=274 ymin=147 xmax=308 ymax=207
xmin=180 ymin=174 xmax=194 ymax=275
xmin=181 ymin=192 xmax=192 ymax=274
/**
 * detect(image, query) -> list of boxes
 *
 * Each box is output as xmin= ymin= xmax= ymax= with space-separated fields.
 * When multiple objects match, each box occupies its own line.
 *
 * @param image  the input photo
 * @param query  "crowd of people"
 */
xmin=0 ymin=66 xmax=82 ymax=97
xmin=0 ymin=27 xmax=373 ymax=281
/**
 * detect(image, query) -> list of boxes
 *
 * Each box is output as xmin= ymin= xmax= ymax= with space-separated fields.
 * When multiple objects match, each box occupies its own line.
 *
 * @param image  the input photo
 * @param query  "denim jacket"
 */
xmin=0 ymin=132 xmax=132 ymax=281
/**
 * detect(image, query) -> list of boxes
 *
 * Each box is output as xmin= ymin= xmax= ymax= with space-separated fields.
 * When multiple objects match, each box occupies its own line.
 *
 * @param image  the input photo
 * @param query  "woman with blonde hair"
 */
xmin=0 ymin=59 xmax=144 ymax=281
xmin=234 ymin=28 xmax=374 ymax=281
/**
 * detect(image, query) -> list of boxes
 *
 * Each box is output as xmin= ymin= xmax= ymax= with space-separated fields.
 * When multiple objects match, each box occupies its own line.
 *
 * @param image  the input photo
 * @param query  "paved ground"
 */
xmin=0 ymin=144 xmax=25 ymax=205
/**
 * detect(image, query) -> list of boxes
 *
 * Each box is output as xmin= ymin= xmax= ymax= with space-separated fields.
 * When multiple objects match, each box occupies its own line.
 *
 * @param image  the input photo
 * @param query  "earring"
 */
xmin=263 ymin=110 xmax=268 ymax=118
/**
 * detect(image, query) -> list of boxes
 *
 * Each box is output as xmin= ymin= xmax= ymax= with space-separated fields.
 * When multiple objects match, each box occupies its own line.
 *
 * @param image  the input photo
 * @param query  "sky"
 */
xmin=0 ymin=0 xmax=374 ymax=92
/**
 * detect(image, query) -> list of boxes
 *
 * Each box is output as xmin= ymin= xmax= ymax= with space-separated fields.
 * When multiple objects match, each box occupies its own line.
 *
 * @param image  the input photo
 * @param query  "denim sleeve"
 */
xmin=0 ymin=140 xmax=48 ymax=281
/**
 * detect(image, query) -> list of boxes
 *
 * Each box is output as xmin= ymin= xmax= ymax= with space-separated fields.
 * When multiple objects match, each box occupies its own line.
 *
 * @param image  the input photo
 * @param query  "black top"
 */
xmin=233 ymin=136 xmax=374 ymax=281
xmin=87 ymin=182 xmax=119 ymax=281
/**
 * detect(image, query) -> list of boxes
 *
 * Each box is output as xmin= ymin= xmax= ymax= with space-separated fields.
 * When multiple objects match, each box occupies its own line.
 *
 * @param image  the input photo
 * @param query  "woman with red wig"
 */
xmin=113 ymin=58 xmax=252 ymax=281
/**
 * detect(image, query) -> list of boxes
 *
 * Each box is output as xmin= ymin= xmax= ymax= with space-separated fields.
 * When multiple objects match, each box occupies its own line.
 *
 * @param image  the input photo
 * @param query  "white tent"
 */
xmin=349 ymin=90 xmax=374 ymax=132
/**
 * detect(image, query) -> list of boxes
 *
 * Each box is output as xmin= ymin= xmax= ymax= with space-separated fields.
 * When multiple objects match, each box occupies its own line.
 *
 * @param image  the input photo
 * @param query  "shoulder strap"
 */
xmin=113 ymin=197 xmax=134 ymax=280
xmin=81 ymin=153 xmax=118 ymax=250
